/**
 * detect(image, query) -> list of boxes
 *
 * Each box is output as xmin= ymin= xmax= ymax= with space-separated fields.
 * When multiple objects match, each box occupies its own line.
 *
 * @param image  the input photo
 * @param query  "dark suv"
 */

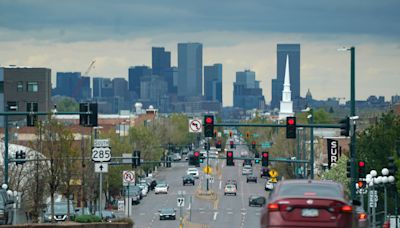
xmin=43 ymin=200 xmax=76 ymax=223
xmin=183 ymin=175 xmax=195 ymax=185
xmin=0 ymin=190 xmax=14 ymax=225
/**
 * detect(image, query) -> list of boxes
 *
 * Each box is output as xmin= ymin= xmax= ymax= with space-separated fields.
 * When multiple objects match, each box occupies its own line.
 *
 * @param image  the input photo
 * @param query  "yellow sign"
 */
xmin=270 ymin=177 xmax=278 ymax=183
xmin=203 ymin=166 xmax=213 ymax=174
xmin=269 ymin=169 xmax=278 ymax=178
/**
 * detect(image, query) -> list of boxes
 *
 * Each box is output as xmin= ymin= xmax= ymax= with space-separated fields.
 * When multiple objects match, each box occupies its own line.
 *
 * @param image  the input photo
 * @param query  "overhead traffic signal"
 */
xmin=357 ymin=161 xmax=366 ymax=178
xmin=339 ymin=117 xmax=350 ymax=137
xmin=226 ymin=151 xmax=234 ymax=166
xmin=216 ymin=140 xmax=222 ymax=149
xmin=132 ymin=150 xmax=141 ymax=168
xmin=230 ymin=141 xmax=234 ymax=149
xmin=27 ymin=102 xmax=38 ymax=127
xmin=251 ymin=141 xmax=256 ymax=149
xmin=255 ymin=152 xmax=260 ymax=164
xmin=246 ymin=132 xmax=250 ymax=139
xmin=204 ymin=115 xmax=214 ymax=137
xmin=79 ymin=103 xmax=98 ymax=127
xmin=189 ymin=151 xmax=200 ymax=167
xmin=213 ymin=130 xmax=218 ymax=138
xmin=388 ymin=156 xmax=397 ymax=175
xmin=229 ymin=131 xmax=233 ymax=138
xmin=346 ymin=160 xmax=352 ymax=178
xmin=204 ymin=142 xmax=210 ymax=151
xmin=286 ymin=117 xmax=296 ymax=139
xmin=261 ymin=152 xmax=269 ymax=167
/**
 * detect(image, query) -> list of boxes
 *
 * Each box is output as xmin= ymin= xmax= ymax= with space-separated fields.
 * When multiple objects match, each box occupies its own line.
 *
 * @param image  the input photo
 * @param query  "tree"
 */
xmin=321 ymin=155 xmax=350 ymax=196
xmin=53 ymin=97 xmax=79 ymax=112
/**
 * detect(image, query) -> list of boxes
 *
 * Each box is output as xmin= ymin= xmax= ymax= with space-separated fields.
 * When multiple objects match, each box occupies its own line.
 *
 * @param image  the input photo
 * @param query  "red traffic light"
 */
xmin=288 ymin=119 xmax=295 ymax=125
xmin=252 ymin=141 xmax=256 ymax=145
xmin=230 ymin=141 xmax=233 ymax=144
xmin=205 ymin=117 xmax=213 ymax=124
xmin=262 ymin=152 xmax=269 ymax=158
xmin=358 ymin=161 xmax=365 ymax=167
xmin=194 ymin=151 xmax=200 ymax=157
xmin=227 ymin=151 xmax=233 ymax=157
xmin=217 ymin=140 xmax=221 ymax=145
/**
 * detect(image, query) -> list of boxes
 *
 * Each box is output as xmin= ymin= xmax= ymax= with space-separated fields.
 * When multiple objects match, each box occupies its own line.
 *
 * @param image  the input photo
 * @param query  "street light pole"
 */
xmin=310 ymin=109 xmax=314 ymax=179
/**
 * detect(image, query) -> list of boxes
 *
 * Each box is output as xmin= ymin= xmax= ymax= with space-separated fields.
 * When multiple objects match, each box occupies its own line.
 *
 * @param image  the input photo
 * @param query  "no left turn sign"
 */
xmin=189 ymin=119 xmax=202 ymax=133
xmin=122 ymin=170 xmax=135 ymax=186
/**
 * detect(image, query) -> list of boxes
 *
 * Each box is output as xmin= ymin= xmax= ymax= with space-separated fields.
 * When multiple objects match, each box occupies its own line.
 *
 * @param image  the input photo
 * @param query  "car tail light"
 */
xmin=359 ymin=212 xmax=367 ymax=220
xmin=341 ymin=205 xmax=352 ymax=213
xmin=267 ymin=203 xmax=279 ymax=211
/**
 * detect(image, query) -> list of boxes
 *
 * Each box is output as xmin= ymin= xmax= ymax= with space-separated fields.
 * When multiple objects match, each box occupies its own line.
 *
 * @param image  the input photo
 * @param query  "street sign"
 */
xmin=94 ymin=139 xmax=110 ymax=147
xmin=92 ymin=147 xmax=112 ymax=162
xmin=118 ymin=200 xmax=124 ymax=212
xmin=269 ymin=169 xmax=278 ymax=178
xmin=122 ymin=170 xmax=135 ymax=186
xmin=270 ymin=177 xmax=278 ymax=183
xmin=203 ymin=166 xmax=213 ymax=174
xmin=95 ymin=163 xmax=109 ymax=173
xmin=261 ymin=142 xmax=272 ymax=149
xmin=122 ymin=153 xmax=131 ymax=164
xmin=177 ymin=197 xmax=185 ymax=207
xmin=189 ymin=118 xmax=202 ymax=133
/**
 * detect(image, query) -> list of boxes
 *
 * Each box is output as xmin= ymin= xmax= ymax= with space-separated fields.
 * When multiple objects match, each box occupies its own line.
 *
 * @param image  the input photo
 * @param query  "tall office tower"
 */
xmin=164 ymin=66 xmax=178 ymax=94
xmin=55 ymin=72 xmax=90 ymax=101
xmin=271 ymin=44 xmax=300 ymax=110
xmin=204 ymin=64 xmax=223 ymax=105
xmin=93 ymin=77 xmax=113 ymax=98
xmin=112 ymin=77 xmax=129 ymax=99
xmin=0 ymin=66 xmax=51 ymax=124
xmin=152 ymin=47 xmax=171 ymax=77
xmin=55 ymin=72 xmax=81 ymax=98
xmin=233 ymin=70 xmax=265 ymax=110
xmin=177 ymin=42 xmax=203 ymax=98
xmin=128 ymin=66 xmax=152 ymax=99
xmin=140 ymin=75 xmax=168 ymax=109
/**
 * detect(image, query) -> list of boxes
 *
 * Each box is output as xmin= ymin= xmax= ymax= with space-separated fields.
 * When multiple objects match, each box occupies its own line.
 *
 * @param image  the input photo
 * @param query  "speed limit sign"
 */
xmin=92 ymin=147 xmax=112 ymax=162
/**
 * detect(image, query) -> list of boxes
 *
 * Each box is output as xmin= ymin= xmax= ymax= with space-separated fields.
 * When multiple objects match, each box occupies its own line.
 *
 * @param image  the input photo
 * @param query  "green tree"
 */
xmin=54 ymin=97 xmax=79 ymax=112
xmin=321 ymin=155 xmax=350 ymax=196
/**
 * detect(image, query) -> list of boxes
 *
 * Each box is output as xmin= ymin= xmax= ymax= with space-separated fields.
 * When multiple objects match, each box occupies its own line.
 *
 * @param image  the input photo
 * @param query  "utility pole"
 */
xmin=350 ymin=47 xmax=357 ymax=201
xmin=309 ymin=109 xmax=314 ymax=179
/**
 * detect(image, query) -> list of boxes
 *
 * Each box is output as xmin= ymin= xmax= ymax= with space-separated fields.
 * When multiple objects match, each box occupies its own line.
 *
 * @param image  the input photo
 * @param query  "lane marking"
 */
xmin=213 ymin=211 xmax=218 ymax=220
xmin=219 ymin=180 xmax=222 ymax=190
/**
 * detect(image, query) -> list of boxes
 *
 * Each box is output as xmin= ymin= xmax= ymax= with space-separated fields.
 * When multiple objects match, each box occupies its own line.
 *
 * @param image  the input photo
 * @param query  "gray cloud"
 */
xmin=0 ymin=0 xmax=399 ymax=42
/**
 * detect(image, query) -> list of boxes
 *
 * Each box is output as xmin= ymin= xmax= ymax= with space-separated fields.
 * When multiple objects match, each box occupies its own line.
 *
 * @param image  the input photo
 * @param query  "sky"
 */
xmin=0 ymin=0 xmax=399 ymax=106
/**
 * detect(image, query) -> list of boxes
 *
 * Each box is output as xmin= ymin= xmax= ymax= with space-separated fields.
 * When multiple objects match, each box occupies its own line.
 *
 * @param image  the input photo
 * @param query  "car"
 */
xmin=144 ymin=178 xmax=157 ymax=191
xmin=260 ymin=167 xmax=270 ymax=178
xmin=248 ymin=195 xmax=266 ymax=207
xmin=95 ymin=210 xmax=116 ymax=222
xmin=42 ymin=200 xmax=76 ymax=223
xmin=0 ymin=190 xmax=14 ymax=225
xmin=182 ymin=175 xmax=195 ymax=186
xmin=260 ymin=179 xmax=359 ymax=228
xmin=356 ymin=206 xmax=369 ymax=228
xmin=226 ymin=179 xmax=238 ymax=189
xmin=124 ymin=186 xmax=141 ymax=204
xmin=242 ymin=165 xmax=253 ymax=175
xmin=243 ymin=159 xmax=252 ymax=167
xmin=265 ymin=180 xmax=275 ymax=191
xmin=186 ymin=168 xmax=199 ymax=178
xmin=159 ymin=208 xmax=176 ymax=220
xmin=155 ymin=183 xmax=169 ymax=194
xmin=170 ymin=153 xmax=182 ymax=161
xmin=137 ymin=183 xmax=149 ymax=196
xmin=224 ymin=184 xmax=237 ymax=196
xmin=246 ymin=175 xmax=257 ymax=183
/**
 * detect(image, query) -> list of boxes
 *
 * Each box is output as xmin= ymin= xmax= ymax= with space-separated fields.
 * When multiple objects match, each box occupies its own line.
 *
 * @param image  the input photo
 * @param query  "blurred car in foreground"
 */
xmin=159 ymin=208 xmax=176 ymax=220
xmin=260 ymin=180 xmax=358 ymax=228
xmin=249 ymin=195 xmax=266 ymax=207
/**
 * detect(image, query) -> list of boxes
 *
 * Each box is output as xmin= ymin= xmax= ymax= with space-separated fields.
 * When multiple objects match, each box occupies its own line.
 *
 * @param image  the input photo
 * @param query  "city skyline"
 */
xmin=0 ymin=0 xmax=399 ymax=106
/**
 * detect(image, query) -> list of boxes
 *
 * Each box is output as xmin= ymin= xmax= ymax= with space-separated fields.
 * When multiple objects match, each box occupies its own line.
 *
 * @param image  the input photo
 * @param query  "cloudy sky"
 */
xmin=0 ymin=0 xmax=399 ymax=106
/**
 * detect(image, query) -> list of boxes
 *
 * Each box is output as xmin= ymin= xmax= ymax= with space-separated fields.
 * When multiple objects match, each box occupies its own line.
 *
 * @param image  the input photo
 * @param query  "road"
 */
xmin=129 ymin=141 xmax=269 ymax=228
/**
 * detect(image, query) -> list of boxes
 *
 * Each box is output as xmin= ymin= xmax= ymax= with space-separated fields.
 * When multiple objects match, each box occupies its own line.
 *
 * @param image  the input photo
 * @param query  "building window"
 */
xmin=27 ymin=82 xmax=38 ymax=92
xmin=17 ymin=81 xmax=23 ymax=92
xmin=0 ymin=82 xmax=3 ymax=93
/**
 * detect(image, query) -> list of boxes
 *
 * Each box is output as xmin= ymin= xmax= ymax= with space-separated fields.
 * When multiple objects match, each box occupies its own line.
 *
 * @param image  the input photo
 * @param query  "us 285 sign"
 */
xmin=92 ymin=147 xmax=112 ymax=162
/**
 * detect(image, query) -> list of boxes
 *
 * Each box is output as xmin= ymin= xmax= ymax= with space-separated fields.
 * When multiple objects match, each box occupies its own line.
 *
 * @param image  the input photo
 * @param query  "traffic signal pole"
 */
xmin=3 ymin=115 xmax=9 ymax=186
xmin=350 ymin=47 xmax=357 ymax=201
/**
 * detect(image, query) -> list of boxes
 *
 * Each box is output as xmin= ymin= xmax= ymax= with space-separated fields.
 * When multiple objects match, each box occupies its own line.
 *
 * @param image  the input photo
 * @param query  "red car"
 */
xmin=260 ymin=179 xmax=358 ymax=228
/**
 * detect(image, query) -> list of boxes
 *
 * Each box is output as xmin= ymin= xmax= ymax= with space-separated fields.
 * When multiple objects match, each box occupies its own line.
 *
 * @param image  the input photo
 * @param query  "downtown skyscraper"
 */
xmin=177 ymin=42 xmax=203 ymax=98
xmin=233 ymin=70 xmax=265 ymax=110
xmin=204 ymin=64 xmax=223 ymax=105
xmin=271 ymin=44 xmax=300 ymax=110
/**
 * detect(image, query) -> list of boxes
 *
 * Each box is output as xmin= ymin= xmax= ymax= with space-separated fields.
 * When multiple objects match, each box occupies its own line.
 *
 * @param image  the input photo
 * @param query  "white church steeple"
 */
xmin=279 ymin=55 xmax=294 ymax=119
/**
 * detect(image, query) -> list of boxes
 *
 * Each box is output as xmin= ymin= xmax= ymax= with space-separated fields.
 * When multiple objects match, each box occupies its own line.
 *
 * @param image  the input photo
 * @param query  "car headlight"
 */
xmin=47 ymin=215 xmax=52 ymax=220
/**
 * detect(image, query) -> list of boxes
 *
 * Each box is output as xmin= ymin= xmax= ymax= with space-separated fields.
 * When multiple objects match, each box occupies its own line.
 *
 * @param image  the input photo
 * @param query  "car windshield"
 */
xmin=157 ymin=183 xmax=167 ymax=187
xmin=47 ymin=202 xmax=73 ymax=213
xmin=278 ymin=183 xmax=343 ymax=198
xmin=188 ymin=168 xmax=197 ymax=172
xmin=160 ymin=208 xmax=174 ymax=213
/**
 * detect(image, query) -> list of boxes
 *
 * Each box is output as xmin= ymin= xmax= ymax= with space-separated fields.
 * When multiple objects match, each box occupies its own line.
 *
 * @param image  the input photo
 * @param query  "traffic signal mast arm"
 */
xmin=214 ymin=123 xmax=342 ymax=128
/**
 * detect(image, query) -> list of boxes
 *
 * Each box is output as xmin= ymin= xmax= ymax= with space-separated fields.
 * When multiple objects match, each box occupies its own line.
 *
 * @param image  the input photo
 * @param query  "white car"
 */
xmin=137 ymin=184 xmax=149 ymax=196
xmin=155 ymin=183 xmax=169 ymax=194
xmin=187 ymin=168 xmax=199 ymax=178
xmin=265 ymin=180 xmax=275 ymax=191
xmin=224 ymin=184 xmax=237 ymax=196
xmin=242 ymin=165 xmax=253 ymax=175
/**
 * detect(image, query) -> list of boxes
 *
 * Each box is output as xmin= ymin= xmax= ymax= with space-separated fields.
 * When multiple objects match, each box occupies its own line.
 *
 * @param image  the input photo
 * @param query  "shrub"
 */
xmin=74 ymin=214 xmax=102 ymax=223
xmin=112 ymin=217 xmax=134 ymax=225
